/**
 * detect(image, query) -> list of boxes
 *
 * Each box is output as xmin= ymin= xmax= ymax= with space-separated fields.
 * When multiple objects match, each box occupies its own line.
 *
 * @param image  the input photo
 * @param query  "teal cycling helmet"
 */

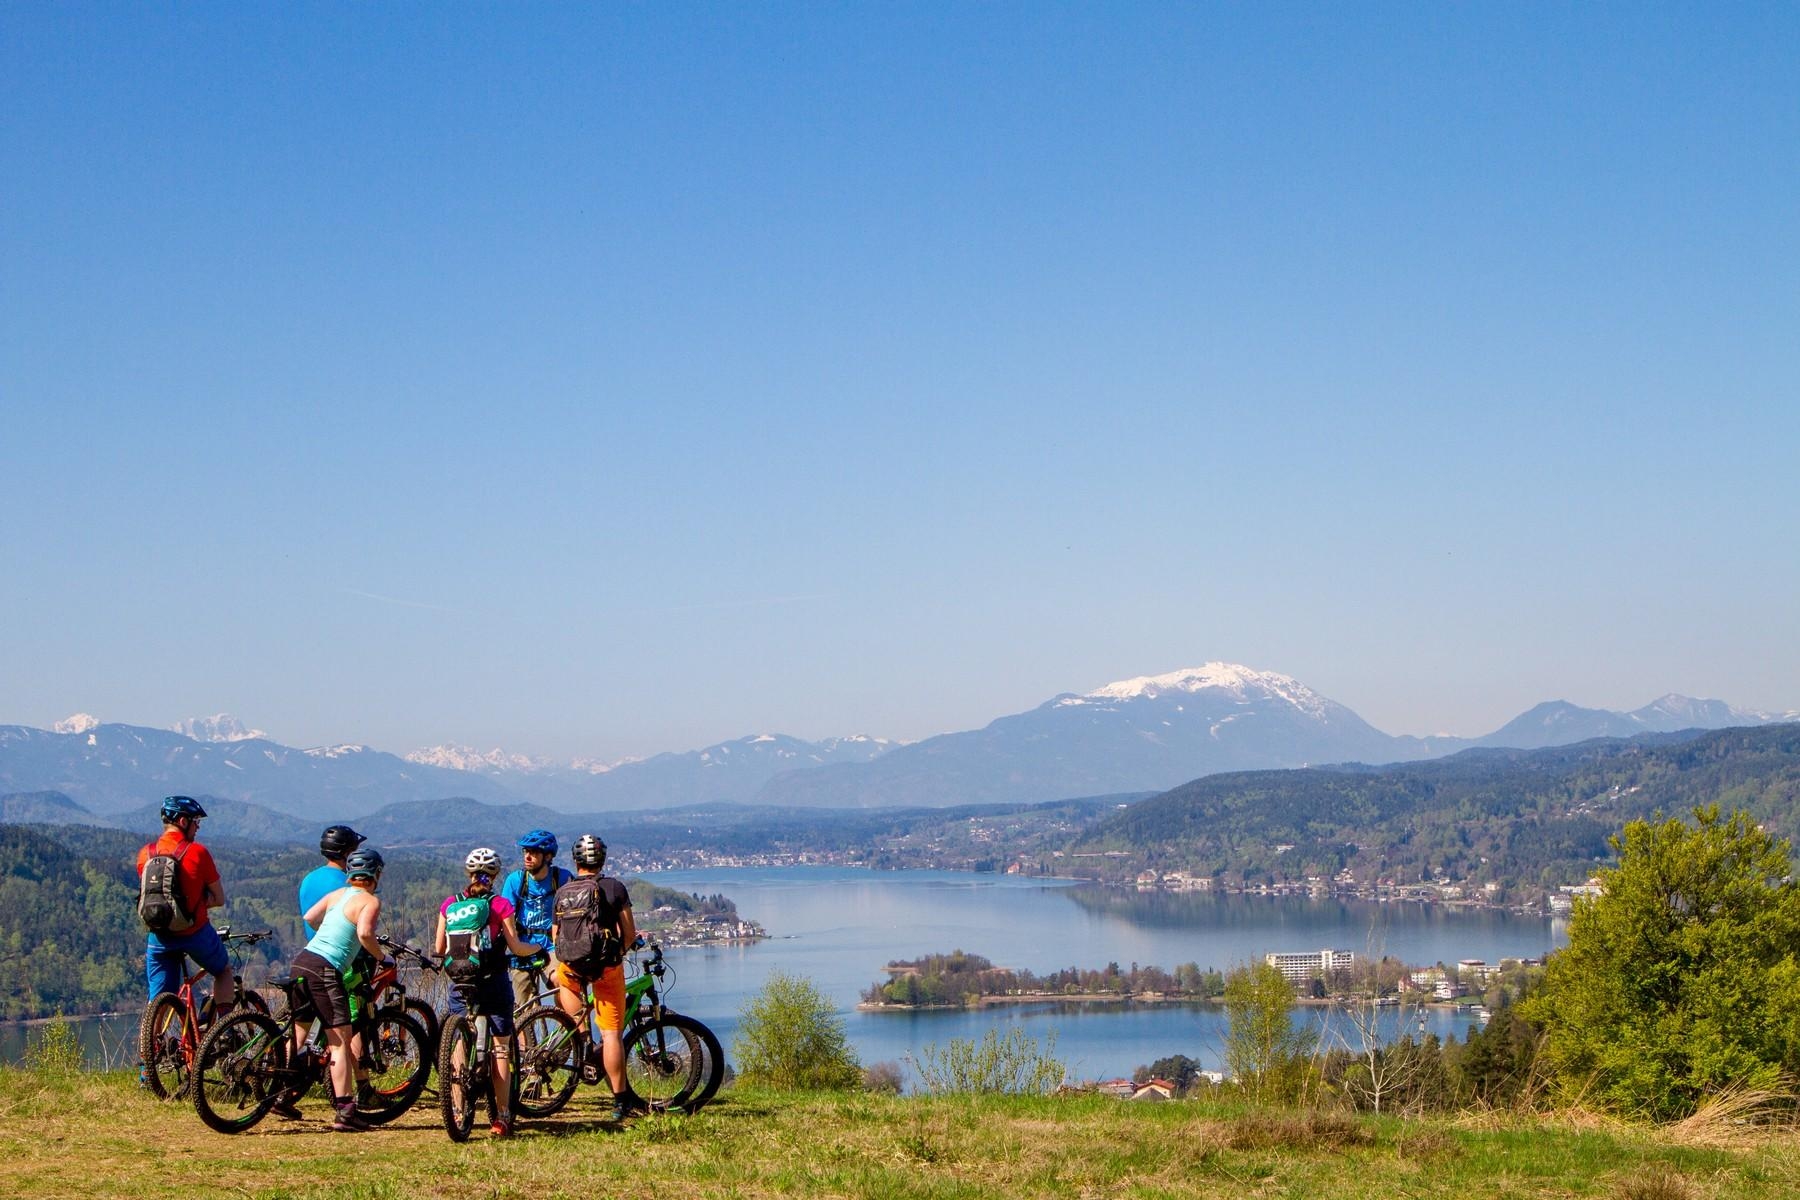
xmin=345 ymin=847 xmax=385 ymax=881
xmin=517 ymin=829 xmax=558 ymax=855
xmin=160 ymin=795 xmax=207 ymax=822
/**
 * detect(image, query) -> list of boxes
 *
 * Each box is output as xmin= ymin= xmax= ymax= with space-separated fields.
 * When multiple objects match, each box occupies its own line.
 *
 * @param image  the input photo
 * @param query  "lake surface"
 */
xmin=4 ymin=866 xmax=1566 ymax=1081
xmin=639 ymin=866 xmax=1564 ymax=1082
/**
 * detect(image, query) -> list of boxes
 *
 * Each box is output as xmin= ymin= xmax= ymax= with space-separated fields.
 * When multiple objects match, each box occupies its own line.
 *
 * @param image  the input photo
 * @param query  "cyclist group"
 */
xmin=136 ymin=795 xmax=636 ymax=1136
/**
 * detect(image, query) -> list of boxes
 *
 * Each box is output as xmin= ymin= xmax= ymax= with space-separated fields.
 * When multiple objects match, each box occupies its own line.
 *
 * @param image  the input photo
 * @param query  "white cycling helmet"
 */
xmin=464 ymin=846 xmax=502 ymax=875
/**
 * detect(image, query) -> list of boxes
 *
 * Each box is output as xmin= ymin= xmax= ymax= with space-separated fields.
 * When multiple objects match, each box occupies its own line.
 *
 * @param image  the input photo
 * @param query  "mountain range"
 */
xmin=3 ymin=664 xmax=1792 ymax=817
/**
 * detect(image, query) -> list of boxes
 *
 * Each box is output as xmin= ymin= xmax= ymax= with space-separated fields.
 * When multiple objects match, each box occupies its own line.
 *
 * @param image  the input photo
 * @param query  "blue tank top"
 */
xmin=304 ymin=890 xmax=361 ymax=971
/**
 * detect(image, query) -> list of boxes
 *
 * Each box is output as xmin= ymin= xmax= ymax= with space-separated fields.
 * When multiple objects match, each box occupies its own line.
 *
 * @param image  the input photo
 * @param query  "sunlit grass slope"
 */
xmin=5 ymin=1070 xmax=1797 ymax=1200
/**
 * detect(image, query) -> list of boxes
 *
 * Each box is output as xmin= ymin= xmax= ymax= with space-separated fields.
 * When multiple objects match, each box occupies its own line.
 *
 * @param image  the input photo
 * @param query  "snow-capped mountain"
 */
xmin=753 ymin=663 xmax=1798 ymax=808
xmin=755 ymin=663 xmax=1417 ymax=808
xmin=405 ymin=745 xmax=556 ymax=774
xmin=0 ymin=721 xmax=517 ymax=817
xmin=172 ymin=713 xmax=269 ymax=743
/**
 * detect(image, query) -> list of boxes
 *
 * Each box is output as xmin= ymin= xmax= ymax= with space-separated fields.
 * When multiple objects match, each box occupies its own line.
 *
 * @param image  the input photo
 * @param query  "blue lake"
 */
xmin=638 ymin=866 xmax=1565 ymax=1082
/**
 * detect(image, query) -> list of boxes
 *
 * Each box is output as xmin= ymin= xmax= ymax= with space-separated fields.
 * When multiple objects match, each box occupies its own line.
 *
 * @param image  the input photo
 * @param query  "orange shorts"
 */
xmin=552 ymin=960 xmax=626 ymax=1033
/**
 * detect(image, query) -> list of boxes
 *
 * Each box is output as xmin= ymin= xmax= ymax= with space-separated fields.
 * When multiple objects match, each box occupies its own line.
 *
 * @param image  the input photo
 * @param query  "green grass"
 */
xmin=4 ymin=1069 xmax=1797 ymax=1199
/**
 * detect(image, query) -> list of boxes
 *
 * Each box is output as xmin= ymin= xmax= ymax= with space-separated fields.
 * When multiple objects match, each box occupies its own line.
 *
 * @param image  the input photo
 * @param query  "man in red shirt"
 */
xmin=136 ymin=795 xmax=235 ymax=1006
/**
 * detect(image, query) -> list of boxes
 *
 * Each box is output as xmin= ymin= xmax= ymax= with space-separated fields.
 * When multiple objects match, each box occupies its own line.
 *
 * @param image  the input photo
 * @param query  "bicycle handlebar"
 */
xmin=218 ymin=927 xmax=274 ymax=945
xmin=376 ymin=935 xmax=442 ymax=970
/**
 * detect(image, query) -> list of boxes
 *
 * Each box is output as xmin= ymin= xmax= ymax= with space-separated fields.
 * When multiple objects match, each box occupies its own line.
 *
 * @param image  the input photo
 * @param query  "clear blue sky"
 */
xmin=3 ymin=4 xmax=1796 ymax=760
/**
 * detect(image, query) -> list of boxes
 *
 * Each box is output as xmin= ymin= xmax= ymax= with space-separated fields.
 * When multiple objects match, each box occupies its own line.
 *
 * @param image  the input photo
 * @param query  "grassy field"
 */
xmin=4 ymin=1068 xmax=1797 ymax=1200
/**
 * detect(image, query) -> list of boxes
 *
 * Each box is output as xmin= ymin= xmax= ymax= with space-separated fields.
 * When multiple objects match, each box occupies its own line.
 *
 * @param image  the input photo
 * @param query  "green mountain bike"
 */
xmin=513 ymin=940 xmax=723 ymax=1119
xmin=190 ymin=975 xmax=431 ymax=1134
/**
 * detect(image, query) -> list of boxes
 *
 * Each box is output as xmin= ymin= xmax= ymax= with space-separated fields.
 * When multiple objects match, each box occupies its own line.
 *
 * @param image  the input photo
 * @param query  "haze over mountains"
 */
xmin=3 ymin=663 xmax=1792 ymax=817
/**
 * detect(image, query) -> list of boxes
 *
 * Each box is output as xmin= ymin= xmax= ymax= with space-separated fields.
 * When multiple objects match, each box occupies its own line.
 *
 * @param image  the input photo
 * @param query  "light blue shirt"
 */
xmin=299 ymin=863 xmax=348 ymax=937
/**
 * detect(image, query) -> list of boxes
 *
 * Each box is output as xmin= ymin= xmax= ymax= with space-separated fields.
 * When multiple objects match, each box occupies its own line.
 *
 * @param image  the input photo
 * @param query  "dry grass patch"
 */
xmin=1613 ymin=1165 xmax=1697 ymax=1200
xmin=1225 ymin=1109 xmax=1375 ymax=1152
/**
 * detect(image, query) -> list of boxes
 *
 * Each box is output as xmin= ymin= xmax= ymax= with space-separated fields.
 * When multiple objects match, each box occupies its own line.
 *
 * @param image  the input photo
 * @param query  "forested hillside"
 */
xmin=0 ymin=823 xmax=745 ymax=1021
xmin=1067 ymin=726 xmax=1800 ymax=893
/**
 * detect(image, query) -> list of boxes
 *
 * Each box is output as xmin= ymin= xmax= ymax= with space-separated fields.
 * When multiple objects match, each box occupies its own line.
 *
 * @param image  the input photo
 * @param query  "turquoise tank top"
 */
xmin=304 ymin=890 xmax=361 ymax=971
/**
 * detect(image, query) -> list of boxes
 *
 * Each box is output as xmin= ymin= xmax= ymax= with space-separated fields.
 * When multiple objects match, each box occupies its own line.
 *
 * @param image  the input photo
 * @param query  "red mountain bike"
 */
xmin=139 ymin=927 xmax=274 ymax=1100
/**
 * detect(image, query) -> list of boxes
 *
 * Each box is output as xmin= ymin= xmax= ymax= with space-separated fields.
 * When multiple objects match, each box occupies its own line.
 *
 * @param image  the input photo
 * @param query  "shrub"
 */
xmin=911 ymin=1026 xmax=1065 ymax=1095
xmin=732 ymin=971 xmax=862 ymax=1090
xmin=24 ymin=1015 xmax=84 ymax=1079
xmin=1223 ymin=961 xmax=1317 ymax=1104
xmin=863 ymin=1060 xmax=905 ymax=1094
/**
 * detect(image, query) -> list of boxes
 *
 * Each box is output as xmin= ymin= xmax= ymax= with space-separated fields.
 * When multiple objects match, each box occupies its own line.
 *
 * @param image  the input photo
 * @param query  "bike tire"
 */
xmin=405 ymin=997 xmax=440 ymax=1056
xmin=513 ymin=1005 xmax=580 ymax=1118
xmin=436 ymin=1013 xmax=479 ymax=1142
xmin=191 ymin=1010 xmax=284 ymax=1135
xmin=355 ymin=1009 xmax=432 ymax=1125
xmin=620 ymin=1011 xmax=706 ymax=1113
xmin=668 ymin=1010 xmax=725 ymax=1112
xmin=139 ymin=992 xmax=190 ymax=1101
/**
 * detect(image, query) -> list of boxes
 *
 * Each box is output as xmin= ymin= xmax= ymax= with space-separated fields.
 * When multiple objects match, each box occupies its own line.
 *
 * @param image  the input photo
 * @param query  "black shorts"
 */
xmin=293 ymin=949 xmax=354 ymax=1029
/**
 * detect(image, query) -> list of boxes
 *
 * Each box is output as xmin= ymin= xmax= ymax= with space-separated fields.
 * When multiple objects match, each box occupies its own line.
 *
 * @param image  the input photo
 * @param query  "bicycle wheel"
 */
xmin=139 ymin=992 xmax=191 ymax=1100
xmin=405 ymin=997 xmax=440 ymax=1055
xmin=620 ymin=1012 xmax=705 ymax=1112
xmin=513 ymin=1005 xmax=580 ymax=1118
xmin=668 ymin=1011 xmax=726 ymax=1112
xmin=436 ymin=1014 xmax=480 ymax=1142
xmin=192 ymin=1010 xmax=285 ymax=1134
xmin=355 ymin=1009 xmax=431 ymax=1125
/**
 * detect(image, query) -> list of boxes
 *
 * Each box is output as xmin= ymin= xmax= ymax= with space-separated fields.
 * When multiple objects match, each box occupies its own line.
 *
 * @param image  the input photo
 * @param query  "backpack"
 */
xmin=139 ymin=841 xmax=197 ymax=933
xmin=442 ymin=893 xmax=496 ymax=983
xmin=553 ymin=876 xmax=623 ymax=977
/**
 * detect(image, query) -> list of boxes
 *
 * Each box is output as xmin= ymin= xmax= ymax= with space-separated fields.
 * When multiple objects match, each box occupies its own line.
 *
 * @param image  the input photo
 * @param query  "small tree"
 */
xmin=733 ymin=971 xmax=862 ymax=1090
xmin=1223 ymin=961 xmax=1317 ymax=1103
xmin=1521 ymin=806 xmax=1800 ymax=1120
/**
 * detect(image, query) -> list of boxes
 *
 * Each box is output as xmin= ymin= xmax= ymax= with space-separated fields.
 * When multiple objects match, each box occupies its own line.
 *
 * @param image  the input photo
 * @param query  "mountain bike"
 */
xmin=190 ymin=975 xmax=431 ymax=1133
xmin=512 ymin=940 xmax=723 ymax=1119
xmin=140 ymin=927 xmax=274 ymax=1100
xmin=438 ymin=977 xmax=557 ymax=1141
xmin=372 ymin=935 xmax=446 ymax=1053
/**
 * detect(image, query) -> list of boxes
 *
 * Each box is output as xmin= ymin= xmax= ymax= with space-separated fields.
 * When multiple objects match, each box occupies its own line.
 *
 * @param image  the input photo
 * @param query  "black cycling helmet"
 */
xmin=572 ymin=834 xmax=606 ymax=870
xmin=320 ymin=824 xmax=366 ymax=858
xmin=345 ymin=847 xmax=385 ymax=881
xmin=160 ymin=795 xmax=207 ymax=822
xmin=516 ymin=828 xmax=558 ymax=855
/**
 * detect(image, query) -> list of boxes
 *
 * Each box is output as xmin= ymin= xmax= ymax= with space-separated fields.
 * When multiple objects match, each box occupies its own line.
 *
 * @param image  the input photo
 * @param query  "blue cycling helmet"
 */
xmin=517 ymin=829 xmax=558 ymax=855
xmin=160 ymin=795 xmax=208 ymax=822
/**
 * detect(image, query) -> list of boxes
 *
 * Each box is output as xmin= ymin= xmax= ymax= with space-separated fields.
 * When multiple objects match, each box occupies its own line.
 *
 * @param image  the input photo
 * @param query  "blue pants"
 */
xmin=447 ymin=972 xmax=516 ymax=1038
xmin=145 ymin=924 xmax=228 ymax=999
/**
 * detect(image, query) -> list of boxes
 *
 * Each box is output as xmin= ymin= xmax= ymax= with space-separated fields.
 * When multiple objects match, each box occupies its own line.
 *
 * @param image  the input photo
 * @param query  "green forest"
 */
xmin=862 ymin=949 xmax=1228 ymax=1007
xmin=0 ymin=822 xmax=738 ymax=1021
xmin=1065 ymin=725 xmax=1800 ymax=893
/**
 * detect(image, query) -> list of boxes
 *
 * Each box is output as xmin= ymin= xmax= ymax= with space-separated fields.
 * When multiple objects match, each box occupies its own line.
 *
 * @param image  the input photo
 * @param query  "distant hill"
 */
xmin=0 ymin=790 xmax=104 ymax=826
xmin=1065 ymin=724 xmax=1800 ymax=891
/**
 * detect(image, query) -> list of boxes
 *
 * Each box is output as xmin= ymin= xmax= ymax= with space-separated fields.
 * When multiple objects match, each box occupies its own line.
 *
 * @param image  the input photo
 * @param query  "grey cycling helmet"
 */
xmin=572 ymin=834 xmax=607 ymax=870
xmin=464 ymin=846 xmax=502 ymax=876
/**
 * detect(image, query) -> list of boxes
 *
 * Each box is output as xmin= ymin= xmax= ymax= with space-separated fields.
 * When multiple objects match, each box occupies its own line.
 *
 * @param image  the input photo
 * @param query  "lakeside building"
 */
xmin=1264 ymin=948 xmax=1357 ymax=984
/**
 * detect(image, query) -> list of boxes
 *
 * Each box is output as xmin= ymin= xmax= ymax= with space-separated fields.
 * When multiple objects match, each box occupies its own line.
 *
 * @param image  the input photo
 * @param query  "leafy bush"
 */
xmin=1223 ymin=961 xmax=1318 ymax=1103
xmin=911 ymin=1026 xmax=1064 ymax=1095
xmin=24 ymin=1015 xmax=84 ymax=1079
xmin=732 ymin=971 xmax=861 ymax=1090
xmin=1521 ymin=806 xmax=1800 ymax=1120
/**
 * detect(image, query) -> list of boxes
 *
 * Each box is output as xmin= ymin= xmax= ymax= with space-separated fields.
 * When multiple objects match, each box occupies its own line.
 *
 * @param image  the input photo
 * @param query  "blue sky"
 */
xmin=3 ymin=4 xmax=1796 ymax=760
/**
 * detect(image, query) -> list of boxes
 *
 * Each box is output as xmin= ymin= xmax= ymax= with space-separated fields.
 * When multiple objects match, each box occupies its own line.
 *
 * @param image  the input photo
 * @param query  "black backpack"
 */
xmin=553 ymin=876 xmax=623 ymax=976
xmin=138 ymin=842 xmax=197 ymax=933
